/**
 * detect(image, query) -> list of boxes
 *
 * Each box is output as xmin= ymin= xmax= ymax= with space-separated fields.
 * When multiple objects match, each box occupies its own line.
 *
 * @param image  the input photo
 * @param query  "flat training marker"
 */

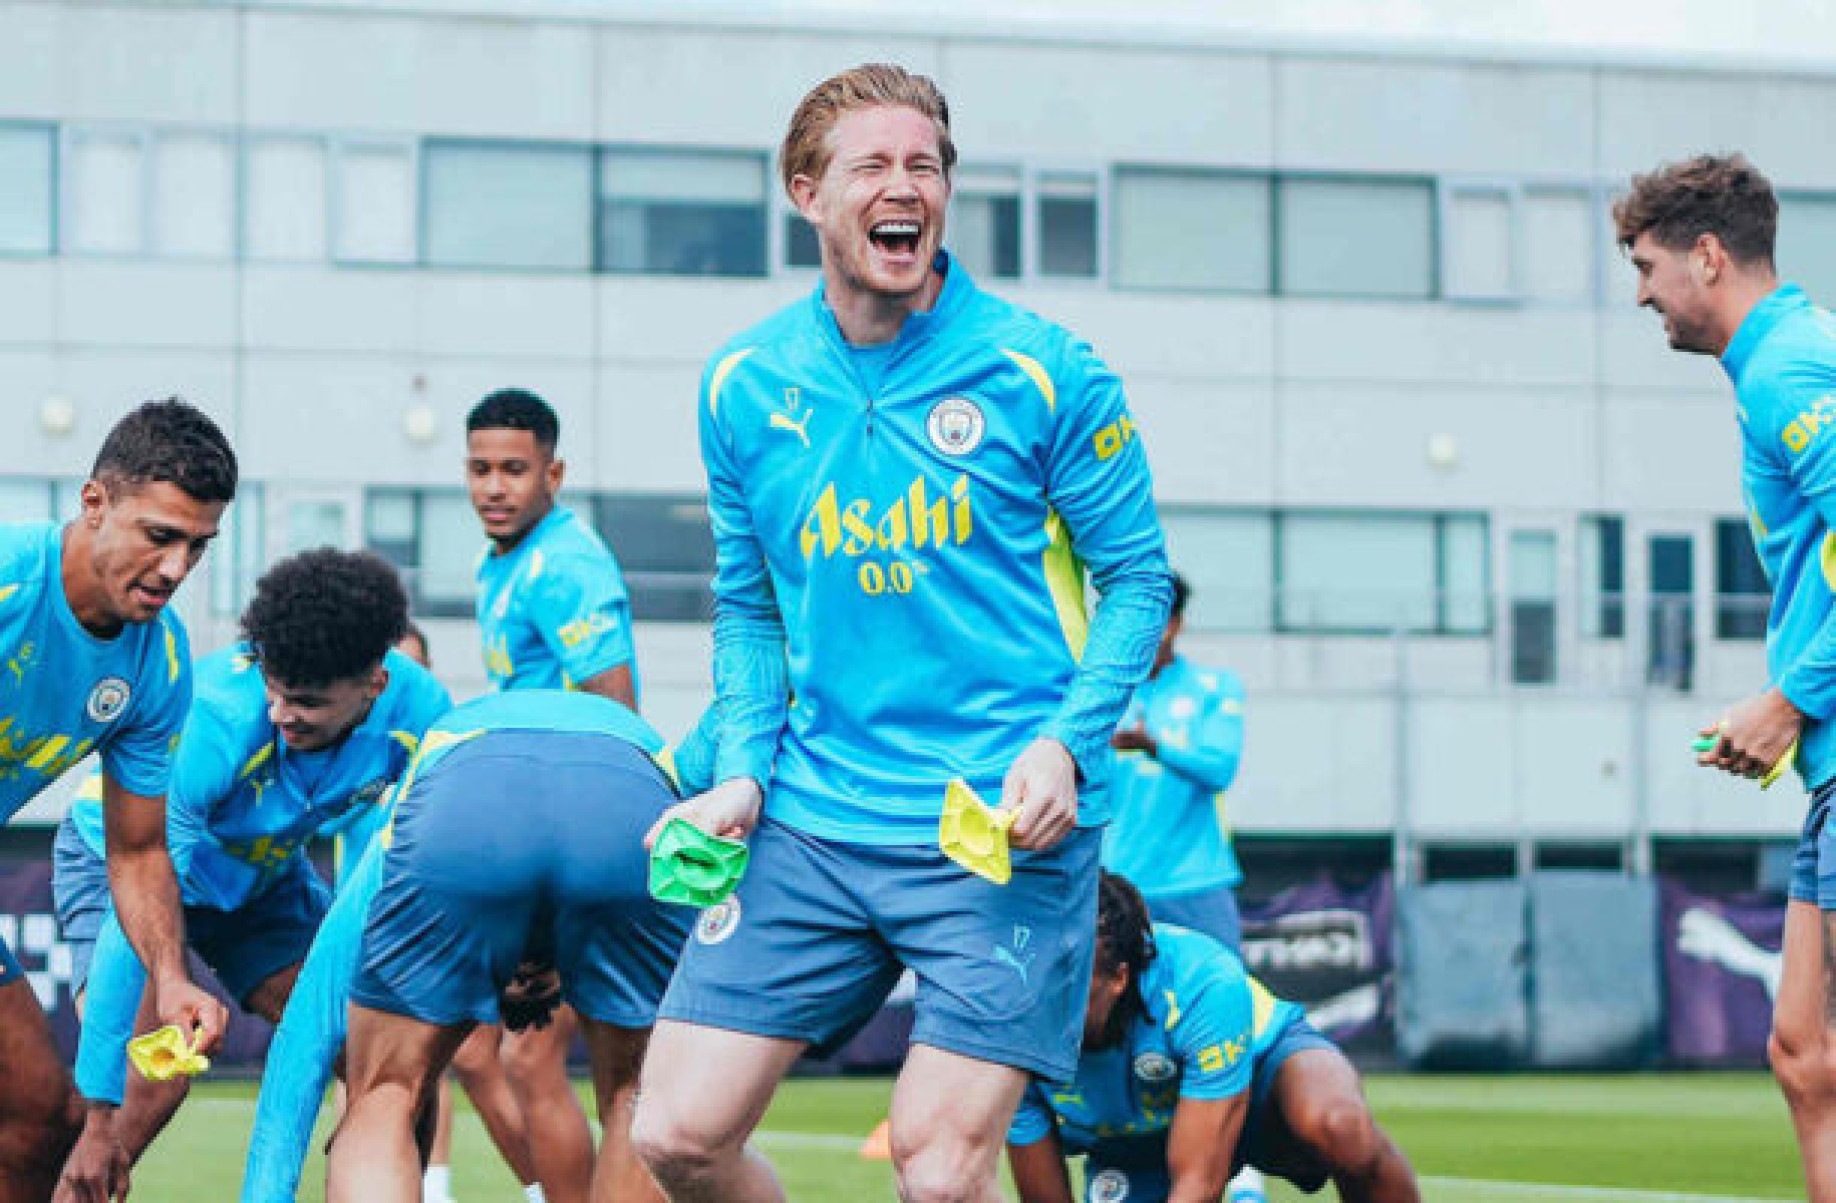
xmin=939 ymin=778 xmax=1015 ymax=885
xmin=648 ymin=816 xmax=750 ymax=907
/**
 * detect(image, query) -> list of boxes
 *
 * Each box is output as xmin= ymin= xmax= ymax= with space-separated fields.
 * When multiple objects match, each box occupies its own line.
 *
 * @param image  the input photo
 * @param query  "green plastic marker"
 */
xmin=648 ymin=816 xmax=750 ymax=907
xmin=1691 ymin=730 xmax=1798 ymax=789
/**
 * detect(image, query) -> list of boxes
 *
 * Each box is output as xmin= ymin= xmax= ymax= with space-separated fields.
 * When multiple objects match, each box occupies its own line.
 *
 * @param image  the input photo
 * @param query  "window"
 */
xmin=0 ymin=479 xmax=57 ymax=524
xmin=210 ymin=486 xmax=266 ymax=617
xmin=1036 ymin=172 xmax=1099 ymax=279
xmin=364 ymin=490 xmax=479 ymax=617
xmin=1778 ymin=193 xmax=1836 ymax=307
xmin=151 ymin=132 xmax=234 ymax=258
xmin=1277 ymin=176 xmax=1435 ymax=299
xmin=1113 ymin=168 xmax=1270 ymax=292
xmin=1276 ymin=512 xmax=1488 ymax=634
xmin=1715 ymin=516 xmax=1769 ymax=640
xmin=1521 ymin=187 xmax=1594 ymax=303
xmin=1580 ymin=515 xmax=1625 ymax=639
xmin=337 ymin=141 xmax=416 ymax=264
xmin=950 ymin=166 xmax=1020 ymax=281
xmin=1160 ymin=509 xmax=1273 ymax=632
xmin=1508 ymin=529 xmax=1558 ymax=684
xmin=424 ymin=141 xmax=590 ymax=270
xmin=599 ymin=148 xmax=766 ymax=277
xmin=784 ymin=211 xmax=820 ymax=269
xmin=1441 ymin=182 xmax=1515 ymax=300
xmin=246 ymin=138 xmax=328 ymax=261
xmin=592 ymin=495 xmax=715 ymax=622
xmin=0 ymin=125 xmax=55 ymax=256
xmin=67 ymin=128 xmax=145 ymax=254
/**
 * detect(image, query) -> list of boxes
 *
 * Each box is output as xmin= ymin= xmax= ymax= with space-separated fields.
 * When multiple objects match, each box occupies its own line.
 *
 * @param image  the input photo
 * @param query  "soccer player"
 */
xmin=1105 ymin=572 xmax=1248 ymax=949
xmin=1006 ymin=873 xmax=1419 ymax=1203
xmin=631 ymin=63 xmax=1172 ymax=1203
xmin=322 ymin=690 xmax=698 ymax=1203
xmin=467 ymin=387 xmax=643 ymax=1203
xmin=0 ymin=399 xmax=234 ymax=1201
xmin=1616 ymin=154 xmax=1836 ymax=1200
xmin=53 ymin=549 xmax=448 ymax=1197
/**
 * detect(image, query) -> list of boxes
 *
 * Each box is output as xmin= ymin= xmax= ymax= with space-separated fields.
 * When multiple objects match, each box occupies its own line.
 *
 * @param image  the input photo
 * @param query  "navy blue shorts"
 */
xmin=1146 ymin=884 xmax=1242 ymax=952
xmin=1790 ymin=781 xmax=1836 ymax=908
xmin=54 ymin=815 xmax=329 ymax=1005
xmin=353 ymin=731 xmax=692 ymax=1028
xmin=660 ymin=818 xmax=1102 ymax=1081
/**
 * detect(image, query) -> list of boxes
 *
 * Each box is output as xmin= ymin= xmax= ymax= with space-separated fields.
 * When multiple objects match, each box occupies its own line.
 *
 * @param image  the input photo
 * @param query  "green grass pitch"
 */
xmin=134 ymin=1072 xmax=1799 ymax=1201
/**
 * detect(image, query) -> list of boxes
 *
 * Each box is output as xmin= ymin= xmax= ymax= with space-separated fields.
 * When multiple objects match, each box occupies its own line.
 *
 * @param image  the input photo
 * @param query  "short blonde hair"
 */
xmin=780 ymin=63 xmax=956 ymax=197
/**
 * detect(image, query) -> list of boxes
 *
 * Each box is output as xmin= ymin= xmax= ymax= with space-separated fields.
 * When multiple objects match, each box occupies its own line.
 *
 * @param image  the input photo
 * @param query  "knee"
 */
xmin=1769 ymin=1025 xmax=1836 ymax=1108
xmin=892 ymin=1135 xmax=994 ymax=1203
xmin=631 ymin=1097 xmax=731 ymax=1189
xmin=0 ymin=1096 xmax=81 ymax=1186
xmin=1297 ymin=1097 xmax=1382 ymax=1173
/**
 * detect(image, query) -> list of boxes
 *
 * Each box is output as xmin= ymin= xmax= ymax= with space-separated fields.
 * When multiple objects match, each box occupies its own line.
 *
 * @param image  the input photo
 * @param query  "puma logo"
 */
xmin=770 ymin=410 xmax=812 ymax=448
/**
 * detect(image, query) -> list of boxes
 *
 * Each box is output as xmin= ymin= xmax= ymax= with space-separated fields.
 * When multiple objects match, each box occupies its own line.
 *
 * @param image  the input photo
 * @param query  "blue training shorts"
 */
xmin=659 ymin=817 xmax=1102 ymax=1082
xmin=353 ymin=731 xmax=692 ymax=1028
xmin=53 ymin=813 xmax=329 ymax=1006
xmin=1790 ymin=780 xmax=1836 ymax=909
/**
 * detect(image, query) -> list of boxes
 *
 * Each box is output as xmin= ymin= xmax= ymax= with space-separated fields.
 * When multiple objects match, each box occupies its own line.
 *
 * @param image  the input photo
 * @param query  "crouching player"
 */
xmin=1007 ymin=873 xmax=1418 ymax=1203
xmin=54 ymin=550 xmax=448 ymax=1195
xmin=314 ymin=689 xmax=704 ymax=1202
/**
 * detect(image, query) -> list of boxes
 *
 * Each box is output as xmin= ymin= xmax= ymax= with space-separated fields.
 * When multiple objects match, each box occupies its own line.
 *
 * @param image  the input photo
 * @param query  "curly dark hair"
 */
xmin=241 ymin=549 xmax=409 ymax=687
xmin=1096 ymin=870 xmax=1158 ymax=1041
xmin=93 ymin=398 xmax=238 ymax=503
xmin=1613 ymin=154 xmax=1777 ymax=267
xmin=467 ymin=389 xmax=559 ymax=453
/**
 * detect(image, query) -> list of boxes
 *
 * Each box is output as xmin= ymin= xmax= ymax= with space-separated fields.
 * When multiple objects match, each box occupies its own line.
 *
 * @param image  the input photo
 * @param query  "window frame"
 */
xmin=1109 ymin=163 xmax=1275 ymax=296
xmin=1273 ymin=169 xmax=1440 ymax=301
xmin=1272 ymin=508 xmax=1492 ymax=637
xmin=1437 ymin=177 xmax=1520 ymax=304
xmin=61 ymin=123 xmax=153 ymax=258
xmin=595 ymin=143 xmax=770 ymax=279
xmin=0 ymin=121 xmax=59 ymax=258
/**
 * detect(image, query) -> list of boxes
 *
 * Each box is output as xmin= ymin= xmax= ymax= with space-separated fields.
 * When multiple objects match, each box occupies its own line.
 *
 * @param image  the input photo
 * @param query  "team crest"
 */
xmin=926 ymin=397 xmax=985 ymax=457
xmin=1132 ymin=1051 xmax=1177 ymax=1083
xmin=696 ymin=896 xmax=742 ymax=946
xmin=86 ymin=677 xmax=131 ymax=724
xmin=1089 ymin=1168 xmax=1130 ymax=1203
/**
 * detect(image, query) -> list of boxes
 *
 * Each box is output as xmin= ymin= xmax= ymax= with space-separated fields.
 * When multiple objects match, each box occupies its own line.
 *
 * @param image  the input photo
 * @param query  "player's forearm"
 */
xmin=710 ymin=601 xmax=789 ymax=788
xmin=1156 ymin=737 xmax=1242 ymax=792
xmin=1043 ymin=568 xmax=1173 ymax=777
xmin=107 ymin=842 xmax=190 ymax=989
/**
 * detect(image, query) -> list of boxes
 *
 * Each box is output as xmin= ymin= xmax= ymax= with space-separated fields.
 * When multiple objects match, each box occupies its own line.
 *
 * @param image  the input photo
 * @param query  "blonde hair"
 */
xmin=780 ymin=63 xmax=956 ymax=197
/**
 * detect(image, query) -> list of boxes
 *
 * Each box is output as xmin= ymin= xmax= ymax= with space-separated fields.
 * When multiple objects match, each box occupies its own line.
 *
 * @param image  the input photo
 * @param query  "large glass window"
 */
xmin=1277 ymin=176 xmax=1435 ymax=299
xmin=1778 ymin=193 xmax=1836 ymax=306
xmin=1441 ymin=183 xmax=1514 ymax=300
xmin=1160 ymin=509 xmax=1273 ymax=632
xmin=210 ymin=486 xmax=266 ymax=617
xmin=784 ymin=211 xmax=820 ymax=269
xmin=1036 ymin=172 xmax=1099 ymax=279
xmin=598 ymin=149 xmax=766 ymax=277
xmin=1508 ymin=529 xmax=1558 ymax=684
xmin=423 ymin=141 xmax=587 ymax=270
xmin=592 ymin=495 xmax=716 ymax=622
xmin=1276 ymin=512 xmax=1488 ymax=634
xmin=1521 ymin=187 xmax=1594 ymax=303
xmin=0 ymin=125 xmax=55 ymax=256
xmin=1113 ymin=168 xmax=1271 ymax=292
xmin=1715 ymin=516 xmax=1770 ymax=640
xmin=1579 ymin=515 xmax=1625 ymax=639
xmin=950 ymin=166 xmax=1020 ymax=281
xmin=152 ymin=132 xmax=234 ymax=259
xmin=67 ymin=129 xmax=145 ymax=254
xmin=336 ymin=141 xmax=416 ymax=264
xmin=364 ymin=490 xmax=479 ymax=617
xmin=245 ymin=138 xmax=327 ymax=261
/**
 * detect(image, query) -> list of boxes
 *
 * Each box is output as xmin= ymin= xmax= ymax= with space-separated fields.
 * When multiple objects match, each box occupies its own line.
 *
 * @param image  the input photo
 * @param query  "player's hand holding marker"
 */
xmin=645 ymin=776 xmax=763 ymax=846
xmin=152 ymin=972 xmax=229 ymax=1060
xmin=1002 ymin=737 xmax=1080 ymax=851
xmin=1693 ymin=686 xmax=1804 ymax=789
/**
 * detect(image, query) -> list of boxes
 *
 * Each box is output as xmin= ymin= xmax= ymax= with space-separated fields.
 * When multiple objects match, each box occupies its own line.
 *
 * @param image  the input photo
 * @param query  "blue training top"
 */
xmin=1103 ymin=657 xmax=1246 ymax=897
xmin=700 ymin=251 xmax=1171 ymax=843
xmin=240 ymin=690 xmax=719 ymax=1203
xmin=1007 ymin=924 xmax=1301 ymax=1157
xmin=476 ymin=505 xmax=638 ymax=696
xmin=1726 ymin=284 xmax=1836 ymax=790
xmin=0 ymin=521 xmax=191 ymax=819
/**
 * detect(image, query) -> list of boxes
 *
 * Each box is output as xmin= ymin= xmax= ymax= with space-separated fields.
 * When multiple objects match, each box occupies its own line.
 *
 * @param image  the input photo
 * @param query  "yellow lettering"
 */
xmin=952 ymin=475 xmax=972 ymax=544
xmin=858 ymin=562 xmax=886 ymax=595
xmin=909 ymin=478 xmax=948 ymax=549
xmin=840 ymin=500 xmax=876 ymax=556
xmin=874 ymin=499 xmax=909 ymax=553
xmin=799 ymin=484 xmax=842 ymax=559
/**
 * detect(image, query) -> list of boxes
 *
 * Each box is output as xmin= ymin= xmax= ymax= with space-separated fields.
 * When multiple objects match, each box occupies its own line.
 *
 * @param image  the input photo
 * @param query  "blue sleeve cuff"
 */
xmin=75 ymin=911 xmax=146 ymax=1105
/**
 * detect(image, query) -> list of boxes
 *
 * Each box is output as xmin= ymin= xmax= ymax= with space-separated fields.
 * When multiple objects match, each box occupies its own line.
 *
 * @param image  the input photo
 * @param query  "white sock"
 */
xmin=1227 ymin=1167 xmax=1267 ymax=1201
xmin=422 ymin=1164 xmax=452 ymax=1203
xmin=524 ymin=1186 xmax=547 ymax=1203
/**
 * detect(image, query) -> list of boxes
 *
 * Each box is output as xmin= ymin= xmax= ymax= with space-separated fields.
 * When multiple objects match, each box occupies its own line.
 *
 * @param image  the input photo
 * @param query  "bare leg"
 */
xmin=0 ymin=978 xmax=83 ymax=1203
xmin=581 ymin=1019 xmax=661 ymax=1202
xmin=112 ymin=979 xmax=190 ymax=1164
xmin=630 ymin=1020 xmax=803 ymax=1203
xmin=503 ymin=1003 xmax=594 ymax=1203
xmin=887 ymin=1043 xmax=1028 ymax=1203
xmin=1770 ymin=901 xmax=1836 ymax=1201
xmin=451 ymin=1023 xmax=539 ymax=1185
xmin=327 ymin=1003 xmax=471 ymax=1203
xmin=1270 ymin=1047 xmax=1419 ymax=1203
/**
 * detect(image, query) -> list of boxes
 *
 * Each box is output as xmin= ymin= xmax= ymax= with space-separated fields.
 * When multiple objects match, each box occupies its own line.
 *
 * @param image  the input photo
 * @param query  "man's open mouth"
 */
xmin=870 ymin=220 xmax=922 ymax=256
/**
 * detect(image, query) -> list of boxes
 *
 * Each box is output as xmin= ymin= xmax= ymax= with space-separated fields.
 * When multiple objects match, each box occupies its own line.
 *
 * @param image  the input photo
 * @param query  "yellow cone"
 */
xmin=939 ymin=779 xmax=1014 ymax=885
xmin=859 ymin=1118 xmax=892 ymax=1160
xmin=127 ymin=1025 xmax=210 ymax=1082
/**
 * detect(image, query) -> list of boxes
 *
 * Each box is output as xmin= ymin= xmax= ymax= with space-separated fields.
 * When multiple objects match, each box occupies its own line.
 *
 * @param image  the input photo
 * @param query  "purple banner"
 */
xmin=0 ymin=857 xmax=276 ymax=1068
xmin=1241 ymin=873 xmax=1395 ymax=1055
xmin=1660 ymin=878 xmax=1783 ymax=1067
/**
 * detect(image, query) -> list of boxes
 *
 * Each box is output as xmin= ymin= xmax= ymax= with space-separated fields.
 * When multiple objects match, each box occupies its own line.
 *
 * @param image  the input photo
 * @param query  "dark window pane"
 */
xmin=601 ymin=202 xmax=766 ymax=276
xmin=594 ymin=495 xmax=715 ymax=623
xmin=1039 ymin=195 xmax=1097 ymax=277
xmin=785 ymin=212 xmax=819 ymax=268
xmin=1715 ymin=517 xmax=1770 ymax=640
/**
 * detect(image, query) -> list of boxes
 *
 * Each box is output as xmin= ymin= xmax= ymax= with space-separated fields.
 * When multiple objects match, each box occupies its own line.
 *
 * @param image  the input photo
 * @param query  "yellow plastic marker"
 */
xmin=1691 ymin=730 xmax=1799 ymax=790
xmin=939 ymin=779 xmax=1015 ymax=885
xmin=127 ymin=1025 xmax=209 ymax=1082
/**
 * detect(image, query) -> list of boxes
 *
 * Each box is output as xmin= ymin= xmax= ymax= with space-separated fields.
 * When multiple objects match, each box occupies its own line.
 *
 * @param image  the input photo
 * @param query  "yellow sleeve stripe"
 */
xmin=708 ymin=348 xmax=758 ymax=420
xmin=164 ymin=624 xmax=181 ymax=684
xmin=239 ymin=743 xmax=274 ymax=781
xmin=1001 ymin=349 xmax=1056 ymax=411
xmin=1041 ymin=510 xmax=1089 ymax=661
xmin=390 ymin=730 xmax=420 ymax=756
xmin=0 ymin=584 xmax=18 ymax=605
xmin=1249 ymin=976 xmax=1279 ymax=1038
